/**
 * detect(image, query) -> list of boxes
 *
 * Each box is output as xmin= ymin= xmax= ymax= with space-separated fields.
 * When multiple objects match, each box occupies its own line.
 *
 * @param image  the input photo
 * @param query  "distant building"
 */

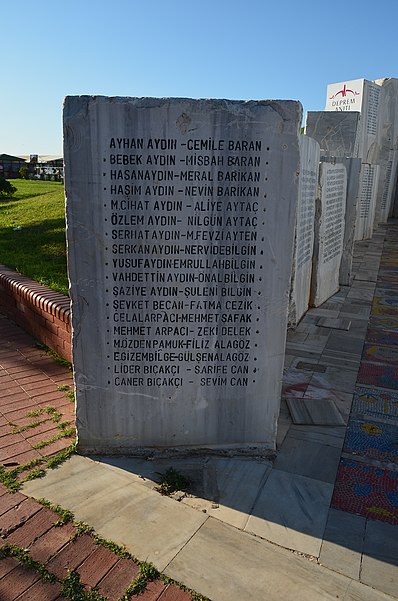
xmin=0 ymin=154 xmax=27 ymax=178
xmin=1 ymin=154 xmax=64 ymax=181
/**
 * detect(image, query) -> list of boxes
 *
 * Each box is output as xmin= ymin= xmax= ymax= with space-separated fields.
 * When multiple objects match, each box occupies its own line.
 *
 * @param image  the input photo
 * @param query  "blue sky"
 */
xmin=2 ymin=0 xmax=397 ymax=156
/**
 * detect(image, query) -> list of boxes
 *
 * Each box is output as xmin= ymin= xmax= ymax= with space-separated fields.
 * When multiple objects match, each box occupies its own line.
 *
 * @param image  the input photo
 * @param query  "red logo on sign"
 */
xmin=329 ymin=84 xmax=360 ymax=100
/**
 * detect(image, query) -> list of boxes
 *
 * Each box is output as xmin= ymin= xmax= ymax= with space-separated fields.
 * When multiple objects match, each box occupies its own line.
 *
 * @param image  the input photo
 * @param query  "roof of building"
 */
xmin=18 ymin=155 xmax=63 ymax=163
xmin=0 ymin=154 xmax=27 ymax=162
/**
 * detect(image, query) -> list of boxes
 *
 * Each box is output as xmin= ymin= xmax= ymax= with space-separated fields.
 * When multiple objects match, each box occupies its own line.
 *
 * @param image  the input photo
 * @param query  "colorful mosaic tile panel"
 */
xmin=331 ymin=458 xmax=398 ymax=524
xmin=352 ymin=386 xmax=398 ymax=421
xmin=372 ymin=289 xmax=398 ymax=300
xmin=362 ymin=343 xmax=398 ymax=365
xmin=376 ymin=281 xmax=398 ymax=290
xmin=366 ymin=329 xmax=398 ymax=346
xmin=344 ymin=418 xmax=398 ymax=464
xmin=379 ymin=265 xmax=398 ymax=271
xmin=357 ymin=363 xmax=398 ymax=390
xmin=369 ymin=315 xmax=398 ymax=331
xmin=373 ymin=296 xmax=398 ymax=307
xmin=371 ymin=300 xmax=398 ymax=317
xmin=375 ymin=282 xmax=398 ymax=291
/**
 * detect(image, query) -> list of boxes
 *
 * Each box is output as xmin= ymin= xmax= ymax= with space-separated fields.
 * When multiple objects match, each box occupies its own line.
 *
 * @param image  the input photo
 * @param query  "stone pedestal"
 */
xmin=64 ymin=96 xmax=302 ymax=453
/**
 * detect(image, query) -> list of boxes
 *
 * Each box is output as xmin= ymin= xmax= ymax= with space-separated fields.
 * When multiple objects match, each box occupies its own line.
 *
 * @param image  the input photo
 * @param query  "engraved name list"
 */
xmin=103 ymin=135 xmax=269 ymax=392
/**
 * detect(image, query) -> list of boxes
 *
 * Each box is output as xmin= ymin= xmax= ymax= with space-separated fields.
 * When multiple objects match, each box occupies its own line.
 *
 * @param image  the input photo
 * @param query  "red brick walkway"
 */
xmin=0 ymin=315 xmax=192 ymax=600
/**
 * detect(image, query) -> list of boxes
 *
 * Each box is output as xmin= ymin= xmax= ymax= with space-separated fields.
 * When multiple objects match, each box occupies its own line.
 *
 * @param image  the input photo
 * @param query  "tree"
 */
xmin=19 ymin=166 xmax=29 ymax=179
xmin=0 ymin=177 xmax=17 ymax=198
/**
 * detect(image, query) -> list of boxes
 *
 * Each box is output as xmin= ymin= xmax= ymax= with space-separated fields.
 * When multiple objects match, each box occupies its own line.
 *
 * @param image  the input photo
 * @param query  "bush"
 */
xmin=0 ymin=177 xmax=17 ymax=198
xmin=19 ymin=166 xmax=29 ymax=179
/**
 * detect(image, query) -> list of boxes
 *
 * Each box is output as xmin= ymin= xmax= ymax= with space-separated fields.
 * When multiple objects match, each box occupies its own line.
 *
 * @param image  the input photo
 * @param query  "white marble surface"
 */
xmin=306 ymin=111 xmax=360 ymax=157
xmin=245 ymin=469 xmax=334 ymax=556
xmin=64 ymin=96 xmax=302 ymax=452
xmin=289 ymin=135 xmax=320 ymax=327
xmin=311 ymin=162 xmax=347 ymax=307
xmin=321 ymin=156 xmax=361 ymax=286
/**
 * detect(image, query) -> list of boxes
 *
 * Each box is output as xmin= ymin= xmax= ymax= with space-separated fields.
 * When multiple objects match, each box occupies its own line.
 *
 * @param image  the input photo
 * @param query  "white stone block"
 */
xmin=289 ymin=135 xmax=320 ymax=327
xmin=325 ymin=79 xmax=383 ymax=241
xmin=305 ymin=111 xmax=360 ymax=158
xmin=354 ymin=163 xmax=380 ymax=240
xmin=321 ymin=157 xmax=361 ymax=286
xmin=64 ymin=96 xmax=302 ymax=453
xmin=310 ymin=163 xmax=347 ymax=307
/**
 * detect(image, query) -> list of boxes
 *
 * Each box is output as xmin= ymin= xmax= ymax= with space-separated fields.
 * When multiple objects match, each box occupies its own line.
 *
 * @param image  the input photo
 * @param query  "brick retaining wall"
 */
xmin=0 ymin=265 xmax=72 ymax=362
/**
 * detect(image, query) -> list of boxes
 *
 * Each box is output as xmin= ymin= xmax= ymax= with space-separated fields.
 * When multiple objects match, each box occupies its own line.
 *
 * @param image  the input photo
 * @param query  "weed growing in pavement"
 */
xmin=26 ymin=406 xmax=63 ymax=423
xmin=11 ymin=419 xmax=47 ymax=434
xmin=36 ymin=498 xmax=74 ymax=525
xmin=32 ymin=428 xmax=75 ymax=450
xmin=155 ymin=467 xmax=190 ymax=496
xmin=57 ymin=383 xmax=75 ymax=403
xmin=94 ymin=536 xmax=134 ymax=559
xmin=45 ymin=442 xmax=76 ymax=468
xmin=65 ymin=389 xmax=75 ymax=402
xmin=123 ymin=561 xmax=160 ymax=597
xmin=62 ymin=570 xmax=106 ymax=601
xmin=73 ymin=521 xmax=94 ymax=539
xmin=0 ymin=543 xmax=56 ymax=583
xmin=0 ymin=441 xmax=76 ymax=492
xmin=0 ymin=533 xmax=208 ymax=600
xmin=35 ymin=342 xmax=72 ymax=369
xmin=45 ymin=406 xmax=63 ymax=422
xmin=23 ymin=466 xmax=47 ymax=481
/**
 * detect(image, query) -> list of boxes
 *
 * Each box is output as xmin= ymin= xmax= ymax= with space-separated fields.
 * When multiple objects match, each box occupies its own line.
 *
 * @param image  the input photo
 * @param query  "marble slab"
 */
xmin=64 ymin=96 xmax=302 ymax=452
xmin=166 ymin=518 xmax=352 ymax=601
xmin=319 ymin=508 xmax=366 ymax=580
xmin=286 ymin=398 xmax=346 ymax=426
xmin=361 ymin=520 xmax=398 ymax=597
xmin=355 ymin=163 xmax=380 ymax=241
xmin=245 ymin=469 xmax=334 ymax=557
xmin=289 ymin=135 xmax=320 ymax=327
xmin=306 ymin=111 xmax=360 ymax=157
xmin=317 ymin=317 xmax=352 ymax=330
xmin=310 ymin=162 xmax=347 ymax=307
xmin=196 ymin=457 xmax=272 ymax=529
xmin=273 ymin=434 xmax=342 ymax=483
xmin=321 ymin=156 xmax=361 ymax=286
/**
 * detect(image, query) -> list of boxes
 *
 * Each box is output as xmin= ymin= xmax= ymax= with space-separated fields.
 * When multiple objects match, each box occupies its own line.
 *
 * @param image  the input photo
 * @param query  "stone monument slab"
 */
xmin=305 ymin=112 xmax=360 ymax=158
xmin=310 ymin=163 xmax=347 ymax=307
xmin=289 ymin=135 xmax=320 ymax=328
xmin=354 ymin=163 xmax=380 ymax=240
xmin=321 ymin=157 xmax=361 ymax=286
xmin=64 ymin=96 xmax=302 ymax=453
xmin=373 ymin=78 xmax=398 ymax=223
xmin=325 ymin=79 xmax=382 ymax=241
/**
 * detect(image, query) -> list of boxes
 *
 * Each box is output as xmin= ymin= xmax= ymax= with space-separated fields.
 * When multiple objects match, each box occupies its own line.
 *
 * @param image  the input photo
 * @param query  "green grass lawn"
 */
xmin=0 ymin=180 xmax=69 ymax=296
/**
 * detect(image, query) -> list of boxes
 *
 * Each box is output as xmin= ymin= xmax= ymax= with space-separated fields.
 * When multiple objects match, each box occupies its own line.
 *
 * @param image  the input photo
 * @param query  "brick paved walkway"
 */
xmin=0 ymin=316 xmax=192 ymax=600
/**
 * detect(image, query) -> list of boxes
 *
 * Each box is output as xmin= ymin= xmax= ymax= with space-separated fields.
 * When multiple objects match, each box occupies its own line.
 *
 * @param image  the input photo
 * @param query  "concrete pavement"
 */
xmin=1 ymin=221 xmax=398 ymax=600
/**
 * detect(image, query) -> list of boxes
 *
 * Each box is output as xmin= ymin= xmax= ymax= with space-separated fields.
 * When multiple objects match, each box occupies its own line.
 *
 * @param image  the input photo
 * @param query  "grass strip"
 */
xmin=0 ymin=180 xmax=68 ymax=295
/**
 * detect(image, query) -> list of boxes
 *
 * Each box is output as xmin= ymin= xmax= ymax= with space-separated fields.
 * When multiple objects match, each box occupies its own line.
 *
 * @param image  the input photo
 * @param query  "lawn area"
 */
xmin=0 ymin=180 xmax=69 ymax=295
